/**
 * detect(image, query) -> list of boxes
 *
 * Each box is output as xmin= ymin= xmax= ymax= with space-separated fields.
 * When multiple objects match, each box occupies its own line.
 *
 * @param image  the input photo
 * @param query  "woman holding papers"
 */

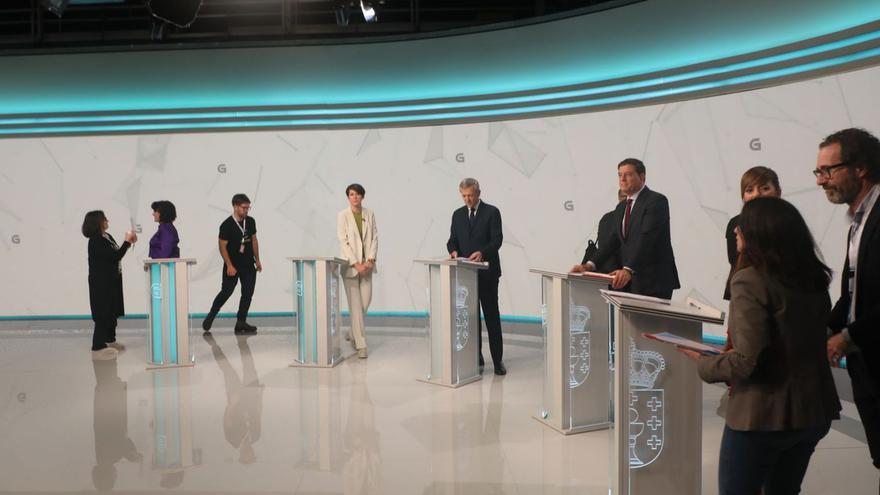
xmin=337 ymin=183 xmax=378 ymax=359
xmin=682 ymin=197 xmax=840 ymax=495
xmin=82 ymin=210 xmax=137 ymax=360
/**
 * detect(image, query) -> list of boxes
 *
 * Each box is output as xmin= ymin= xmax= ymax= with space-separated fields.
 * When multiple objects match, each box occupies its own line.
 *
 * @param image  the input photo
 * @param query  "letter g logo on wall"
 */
xmin=749 ymin=138 xmax=762 ymax=151
xmin=455 ymin=153 xmax=465 ymax=163
xmin=11 ymin=234 xmax=20 ymax=244
xmin=564 ymin=200 xmax=574 ymax=211
xmin=217 ymin=163 xmax=227 ymax=173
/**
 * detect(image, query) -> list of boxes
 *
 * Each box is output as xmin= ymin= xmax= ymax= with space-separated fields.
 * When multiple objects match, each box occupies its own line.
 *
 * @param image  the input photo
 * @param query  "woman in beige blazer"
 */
xmin=682 ymin=197 xmax=840 ymax=495
xmin=337 ymin=183 xmax=378 ymax=358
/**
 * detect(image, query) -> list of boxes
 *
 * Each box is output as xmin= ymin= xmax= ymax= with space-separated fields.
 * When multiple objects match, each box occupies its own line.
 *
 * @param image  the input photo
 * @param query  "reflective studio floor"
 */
xmin=0 ymin=322 xmax=876 ymax=494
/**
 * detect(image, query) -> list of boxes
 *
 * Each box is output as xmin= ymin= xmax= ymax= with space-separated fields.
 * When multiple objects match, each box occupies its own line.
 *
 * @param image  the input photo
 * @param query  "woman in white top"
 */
xmin=337 ymin=183 xmax=378 ymax=358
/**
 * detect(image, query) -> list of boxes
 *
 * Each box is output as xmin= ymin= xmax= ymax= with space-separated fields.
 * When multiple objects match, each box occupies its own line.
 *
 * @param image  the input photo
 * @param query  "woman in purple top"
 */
xmin=149 ymin=200 xmax=180 ymax=258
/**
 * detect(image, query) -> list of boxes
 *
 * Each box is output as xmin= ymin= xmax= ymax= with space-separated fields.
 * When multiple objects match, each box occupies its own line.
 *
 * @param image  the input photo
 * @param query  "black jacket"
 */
xmin=447 ymin=201 xmax=503 ymax=278
xmin=87 ymin=234 xmax=131 ymax=322
xmin=591 ymin=187 xmax=680 ymax=298
xmin=583 ymin=208 xmax=621 ymax=273
xmin=829 ymin=195 xmax=880 ymax=389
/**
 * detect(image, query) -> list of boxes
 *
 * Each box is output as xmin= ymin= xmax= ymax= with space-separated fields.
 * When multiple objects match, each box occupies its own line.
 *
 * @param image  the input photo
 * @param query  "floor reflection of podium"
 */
xmin=150 ymin=367 xmax=200 ymax=487
xmin=530 ymin=269 xmax=613 ymax=435
xmin=297 ymin=369 xmax=342 ymax=472
xmin=602 ymin=290 xmax=724 ymax=495
xmin=414 ymin=258 xmax=488 ymax=388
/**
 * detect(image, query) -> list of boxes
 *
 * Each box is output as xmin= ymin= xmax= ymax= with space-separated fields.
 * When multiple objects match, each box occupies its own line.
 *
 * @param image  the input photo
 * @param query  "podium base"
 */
xmin=532 ymin=415 xmax=611 ymax=435
xmin=289 ymin=350 xmax=357 ymax=368
xmin=416 ymin=373 xmax=482 ymax=388
xmin=146 ymin=362 xmax=195 ymax=371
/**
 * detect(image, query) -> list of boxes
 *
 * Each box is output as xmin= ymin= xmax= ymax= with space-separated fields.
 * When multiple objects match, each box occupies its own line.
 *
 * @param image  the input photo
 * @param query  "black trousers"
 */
xmin=477 ymin=273 xmax=503 ymax=366
xmin=209 ymin=266 xmax=257 ymax=321
xmin=848 ymin=352 xmax=880 ymax=469
xmin=92 ymin=316 xmax=118 ymax=351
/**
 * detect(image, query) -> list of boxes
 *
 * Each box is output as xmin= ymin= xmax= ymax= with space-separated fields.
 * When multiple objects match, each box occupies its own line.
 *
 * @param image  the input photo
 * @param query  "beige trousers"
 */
xmin=343 ymin=273 xmax=372 ymax=350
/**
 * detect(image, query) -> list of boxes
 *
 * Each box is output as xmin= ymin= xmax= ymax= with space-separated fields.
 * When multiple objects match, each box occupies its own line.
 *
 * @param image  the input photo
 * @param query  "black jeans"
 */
xmin=477 ymin=273 xmax=503 ymax=366
xmin=847 ymin=352 xmax=880 ymax=469
xmin=92 ymin=317 xmax=117 ymax=351
xmin=208 ymin=266 xmax=256 ymax=321
xmin=718 ymin=422 xmax=830 ymax=495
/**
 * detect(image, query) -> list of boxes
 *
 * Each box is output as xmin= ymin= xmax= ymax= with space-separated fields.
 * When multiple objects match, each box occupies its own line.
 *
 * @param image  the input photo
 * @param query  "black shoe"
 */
xmin=234 ymin=320 xmax=257 ymax=334
xmin=494 ymin=362 xmax=507 ymax=376
xmin=202 ymin=313 xmax=216 ymax=332
xmin=479 ymin=363 xmax=485 ymax=373
xmin=479 ymin=354 xmax=485 ymax=367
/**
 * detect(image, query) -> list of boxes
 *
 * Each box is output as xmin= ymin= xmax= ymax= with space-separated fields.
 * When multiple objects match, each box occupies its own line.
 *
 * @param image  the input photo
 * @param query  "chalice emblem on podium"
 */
xmin=628 ymin=338 xmax=666 ymax=468
xmin=569 ymin=304 xmax=591 ymax=388
xmin=454 ymin=285 xmax=470 ymax=352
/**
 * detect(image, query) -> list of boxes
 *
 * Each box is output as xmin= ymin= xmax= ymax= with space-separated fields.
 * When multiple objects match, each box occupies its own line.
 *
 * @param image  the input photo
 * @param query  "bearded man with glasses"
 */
xmin=817 ymin=128 xmax=880 ymax=478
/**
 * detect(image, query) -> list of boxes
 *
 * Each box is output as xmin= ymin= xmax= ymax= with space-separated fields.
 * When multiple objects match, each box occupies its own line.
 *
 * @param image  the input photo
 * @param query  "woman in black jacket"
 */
xmin=82 ymin=210 xmax=137 ymax=360
xmin=723 ymin=166 xmax=781 ymax=300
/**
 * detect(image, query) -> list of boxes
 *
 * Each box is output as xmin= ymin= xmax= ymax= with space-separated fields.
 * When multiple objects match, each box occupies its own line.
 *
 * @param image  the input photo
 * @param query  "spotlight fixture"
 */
xmin=360 ymin=0 xmax=377 ymax=23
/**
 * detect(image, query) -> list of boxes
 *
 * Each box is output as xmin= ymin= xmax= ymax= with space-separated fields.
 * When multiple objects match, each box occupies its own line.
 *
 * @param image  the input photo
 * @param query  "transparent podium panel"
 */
xmin=289 ymin=257 xmax=346 ymax=368
xmin=612 ymin=311 xmax=705 ymax=495
xmin=416 ymin=259 xmax=486 ymax=388
xmin=144 ymin=259 xmax=196 ymax=369
xmin=534 ymin=271 xmax=612 ymax=434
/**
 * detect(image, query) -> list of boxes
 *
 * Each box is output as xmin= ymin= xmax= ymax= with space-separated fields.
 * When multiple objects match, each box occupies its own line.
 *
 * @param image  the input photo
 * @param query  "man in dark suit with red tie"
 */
xmin=447 ymin=178 xmax=506 ymax=375
xmin=574 ymin=158 xmax=680 ymax=299
xmin=820 ymin=128 xmax=880 ymax=474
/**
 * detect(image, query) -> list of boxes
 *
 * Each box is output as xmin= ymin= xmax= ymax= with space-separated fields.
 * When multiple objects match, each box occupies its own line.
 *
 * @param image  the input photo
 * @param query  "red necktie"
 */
xmin=623 ymin=198 xmax=633 ymax=238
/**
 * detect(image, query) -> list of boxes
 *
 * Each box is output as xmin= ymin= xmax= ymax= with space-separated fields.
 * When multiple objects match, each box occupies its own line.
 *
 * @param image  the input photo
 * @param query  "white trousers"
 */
xmin=343 ymin=274 xmax=372 ymax=350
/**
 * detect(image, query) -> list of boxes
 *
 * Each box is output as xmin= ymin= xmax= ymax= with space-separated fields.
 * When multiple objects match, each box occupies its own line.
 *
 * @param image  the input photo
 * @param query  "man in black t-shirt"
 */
xmin=203 ymin=194 xmax=263 ymax=334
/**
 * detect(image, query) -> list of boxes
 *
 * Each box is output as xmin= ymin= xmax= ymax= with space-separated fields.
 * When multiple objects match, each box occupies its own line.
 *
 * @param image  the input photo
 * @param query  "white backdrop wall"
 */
xmin=2 ymin=65 xmax=879 ymax=335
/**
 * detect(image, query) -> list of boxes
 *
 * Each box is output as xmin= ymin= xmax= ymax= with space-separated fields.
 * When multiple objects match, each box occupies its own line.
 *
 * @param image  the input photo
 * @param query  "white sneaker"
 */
xmin=106 ymin=342 xmax=126 ymax=351
xmin=357 ymin=348 xmax=368 ymax=359
xmin=92 ymin=347 xmax=119 ymax=361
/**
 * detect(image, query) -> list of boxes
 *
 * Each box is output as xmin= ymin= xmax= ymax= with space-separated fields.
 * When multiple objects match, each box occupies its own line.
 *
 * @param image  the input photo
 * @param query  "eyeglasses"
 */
xmin=812 ymin=162 xmax=851 ymax=179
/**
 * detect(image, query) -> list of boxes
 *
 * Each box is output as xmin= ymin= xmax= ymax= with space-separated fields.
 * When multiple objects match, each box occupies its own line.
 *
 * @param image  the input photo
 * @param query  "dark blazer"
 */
xmin=699 ymin=267 xmax=841 ymax=431
xmin=723 ymin=214 xmax=739 ymax=300
xmin=591 ymin=186 xmax=680 ymax=297
xmin=447 ymin=200 xmax=503 ymax=278
xmin=583 ymin=209 xmax=621 ymax=273
xmin=829 ymin=193 xmax=880 ymax=388
xmin=88 ymin=234 xmax=131 ymax=322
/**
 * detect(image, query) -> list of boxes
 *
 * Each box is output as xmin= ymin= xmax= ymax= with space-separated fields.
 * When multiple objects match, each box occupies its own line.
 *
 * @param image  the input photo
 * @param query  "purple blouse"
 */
xmin=149 ymin=223 xmax=180 ymax=258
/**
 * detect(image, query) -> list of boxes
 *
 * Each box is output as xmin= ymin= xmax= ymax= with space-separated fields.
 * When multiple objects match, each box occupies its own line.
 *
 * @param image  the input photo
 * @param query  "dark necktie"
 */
xmin=469 ymin=208 xmax=475 ymax=227
xmin=623 ymin=198 xmax=634 ymax=238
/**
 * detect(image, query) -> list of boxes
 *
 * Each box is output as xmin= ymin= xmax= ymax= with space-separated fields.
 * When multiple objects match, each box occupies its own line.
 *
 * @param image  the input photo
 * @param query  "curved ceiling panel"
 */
xmin=0 ymin=0 xmax=878 ymax=136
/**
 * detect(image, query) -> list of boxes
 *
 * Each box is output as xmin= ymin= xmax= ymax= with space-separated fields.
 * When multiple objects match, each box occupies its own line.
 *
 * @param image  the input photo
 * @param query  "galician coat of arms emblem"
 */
xmin=628 ymin=338 xmax=666 ymax=468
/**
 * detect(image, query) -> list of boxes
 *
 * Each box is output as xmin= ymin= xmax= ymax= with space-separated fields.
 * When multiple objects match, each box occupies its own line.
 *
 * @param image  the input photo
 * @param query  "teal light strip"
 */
xmin=150 ymin=264 xmax=163 ymax=364
xmin=3 ymin=43 xmax=877 ymax=136
xmin=153 ymin=372 xmax=167 ymax=465
xmin=1 ymin=29 xmax=879 ymax=134
xmin=3 ymin=28 xmax=878 ymax=127
xmin=168 ymin=370 xmax=182 ymax=467
xmin=167 ymin=262 xmax=178 ymax=364
xmin=310 ymin=261 xmax=318 ymax=362
xmin=296 ymin=261 xmax=305 ymax=363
